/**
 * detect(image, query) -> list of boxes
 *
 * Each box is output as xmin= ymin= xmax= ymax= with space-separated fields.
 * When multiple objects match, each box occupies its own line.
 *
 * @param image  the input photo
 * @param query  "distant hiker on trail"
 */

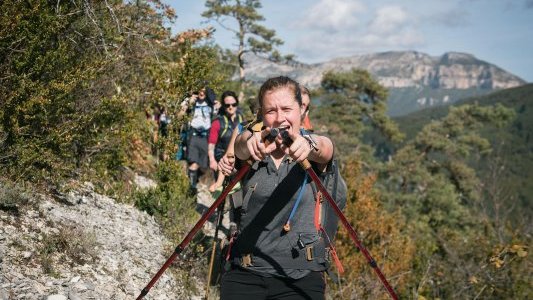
xmin=218 ymin=76 xmax=337 ymax=300
xmin=180 ymin=87 xmax=215 ymax=195
xmin=145 ymin=104 xmax=160 ymax=156
xmin=158 ymin=105 xmax=169 ymax=138
xmin=301 ymin=85 xmax=313 ymax=132
xmin=207 ymin=90 xmax=243 ymax=193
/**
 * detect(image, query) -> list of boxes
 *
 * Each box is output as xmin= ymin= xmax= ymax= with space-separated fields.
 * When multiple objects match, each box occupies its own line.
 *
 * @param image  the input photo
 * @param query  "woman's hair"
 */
xmin=219 ymin=90 xmax=239 ymax=116
xmin=258 ymin=76 xmax=302 ymax=109
xmin=300 ymin=85 xmax=310 ymax=96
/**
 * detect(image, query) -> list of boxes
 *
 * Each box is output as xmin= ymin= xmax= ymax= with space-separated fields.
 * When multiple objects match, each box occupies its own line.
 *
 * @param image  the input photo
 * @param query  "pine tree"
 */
xmin=313 ymin=69 xmax=404 ymax=162
xmin=202 ymin=0 xmax=283 ymax=99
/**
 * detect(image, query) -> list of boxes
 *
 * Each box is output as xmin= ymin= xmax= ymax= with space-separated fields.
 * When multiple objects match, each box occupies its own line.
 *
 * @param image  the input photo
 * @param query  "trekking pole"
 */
xmin=205 ymin=199 xmax=225 ymax=299
xmin=280 ymin=131 xmax=399 ymax=300
xmin=135 ymin=163 xmax=251 ymax=300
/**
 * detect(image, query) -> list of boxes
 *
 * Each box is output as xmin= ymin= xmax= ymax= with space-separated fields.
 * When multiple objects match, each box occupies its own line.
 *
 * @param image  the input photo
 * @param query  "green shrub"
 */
xmin=134 ymin=161 xmax=197 ymax=241
xmin=0 ymin=179 xmax=31 ymax=215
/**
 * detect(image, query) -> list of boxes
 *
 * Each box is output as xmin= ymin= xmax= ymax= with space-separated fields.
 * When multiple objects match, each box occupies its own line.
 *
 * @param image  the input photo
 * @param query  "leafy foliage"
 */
xmin=395 ymin=84 xmax=533 ymax=220
xmin=312 ymin=69 xmax=404 ymax=162
xmin=133 ymin=160 xmax=197 ymax=239
xmin=331 ymin=159 xmax=415 ymax=299
xmin=314 ymin=68 xmax=530 ymax=298
xmin=0 ymin=1 xmax=227 ymax=188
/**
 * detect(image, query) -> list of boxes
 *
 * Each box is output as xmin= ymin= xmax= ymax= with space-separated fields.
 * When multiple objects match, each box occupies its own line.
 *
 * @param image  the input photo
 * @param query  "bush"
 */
xmin=38 ymin=225 xmax=99 ymax=274
xmin=134 ymin=161 xmax=196 ymax=239
xmin=0 ymin=179 xmax=31 ymax=215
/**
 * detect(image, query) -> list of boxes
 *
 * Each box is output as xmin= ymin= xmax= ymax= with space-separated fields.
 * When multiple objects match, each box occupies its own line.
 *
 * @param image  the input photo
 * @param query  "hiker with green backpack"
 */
xmin=217 ymin=76 xmax=346 ymax=300
xmin=207 ymin=90 xmax=244 ymax=193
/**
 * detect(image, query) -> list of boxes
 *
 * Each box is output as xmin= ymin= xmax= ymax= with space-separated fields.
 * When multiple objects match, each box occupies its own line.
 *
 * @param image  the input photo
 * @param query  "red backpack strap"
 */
xmin=320 ymin=227 xmax=344 ymax=274
xmin=314 ymin=191 xmax=322 ymax=232
xmin=314 ymin=184 xmax=344 ymax=274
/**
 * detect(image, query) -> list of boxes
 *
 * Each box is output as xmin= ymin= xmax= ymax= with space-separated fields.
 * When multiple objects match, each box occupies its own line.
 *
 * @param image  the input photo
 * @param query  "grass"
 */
xmin=38 ymin=225 xmax=99 ymax=275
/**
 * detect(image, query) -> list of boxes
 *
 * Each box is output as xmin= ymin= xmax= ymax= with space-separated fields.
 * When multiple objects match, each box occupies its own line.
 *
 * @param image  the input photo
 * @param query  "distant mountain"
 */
xmin=243 ymin=51 xmax=527 ymax=116
xmin=394 ymin=83 xmax=533 ymax=215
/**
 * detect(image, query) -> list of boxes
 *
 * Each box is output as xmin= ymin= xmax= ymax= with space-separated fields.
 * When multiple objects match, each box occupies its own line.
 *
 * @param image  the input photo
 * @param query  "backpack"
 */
xmin=205 ymin=87 xmax=216 ymax=108
xmin=298 ymin=129 xmax=347 ymax=246
xmin=214 ymin=114 xmax=244 ymax=161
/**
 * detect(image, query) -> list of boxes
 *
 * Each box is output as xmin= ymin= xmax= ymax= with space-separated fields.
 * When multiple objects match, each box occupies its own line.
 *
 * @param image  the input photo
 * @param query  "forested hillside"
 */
xmin=310 ymin=71 xmax=531 ymax=299
xmin=0 ymin=1 xmax=232 ymax=298
xmin=395 ymin=84 xmax=533 ymax=218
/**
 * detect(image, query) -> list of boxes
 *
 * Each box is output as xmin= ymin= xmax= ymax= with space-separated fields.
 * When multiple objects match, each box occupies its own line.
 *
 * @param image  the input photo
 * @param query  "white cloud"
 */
xmin=291 ymin=3 xmax=424 ymax=62
xmin=297 ymin=0 xmax=366 ymax=32
xmin=369 ymin=5 xmax=409 ymax=35
xmin=361 ymin=28 xmax=424 ymax=49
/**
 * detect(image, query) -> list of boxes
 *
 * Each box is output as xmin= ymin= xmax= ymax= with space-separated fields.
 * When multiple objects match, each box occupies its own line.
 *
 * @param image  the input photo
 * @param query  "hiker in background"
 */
xmin=220 ymin=76 xmax=335 ymax=300
xmin=208 ymin=91 xmax=243 ymax=193
xmin=157 ymin=105 xmax=171 ymax=161
xmin=145 ymin=104 xmax=160 ymax=156
xmin=213 ymin=98 xmax=222 ymax=116
xmin=158 ymin=105 xmax=169 ymax=139
xmin=180 ymin=87 xmax=214 ymax=195
xmin=301 ymin=85 xmax=313 ymax=132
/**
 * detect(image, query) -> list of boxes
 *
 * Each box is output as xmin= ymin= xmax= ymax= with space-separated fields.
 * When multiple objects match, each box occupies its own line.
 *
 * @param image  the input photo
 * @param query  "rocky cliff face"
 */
xmin=244 ymin=51 xmax=525 ymax=90
xmin=243 ymin=51 xmax=526 ymax=116
xmin=0 ymin=181 xmax=204 ymax=300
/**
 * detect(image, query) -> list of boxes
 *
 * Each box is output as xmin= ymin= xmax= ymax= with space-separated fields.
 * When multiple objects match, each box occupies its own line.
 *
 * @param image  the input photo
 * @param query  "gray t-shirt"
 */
xmin=233 ymin=155 xmax=328 ymax=279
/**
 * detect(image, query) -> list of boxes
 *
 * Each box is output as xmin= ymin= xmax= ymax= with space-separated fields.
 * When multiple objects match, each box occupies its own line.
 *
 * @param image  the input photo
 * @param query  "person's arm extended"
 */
xmin=234 ymin=130 xmax=252 ymax=161
xmin=218 ymin=127 xmax=240 ymax=176
xmin=280 ymin=130 xmax=333 ymax=169
xmin=208 ymin=143 xmax=217 ymax=171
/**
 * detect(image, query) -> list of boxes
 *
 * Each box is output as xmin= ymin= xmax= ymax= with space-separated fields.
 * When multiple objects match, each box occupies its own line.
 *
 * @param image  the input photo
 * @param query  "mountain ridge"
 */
xmin=244 ymin=50 xmax=526 ymax=89
xmin=244 ymin=51 xmax=526 ymax=116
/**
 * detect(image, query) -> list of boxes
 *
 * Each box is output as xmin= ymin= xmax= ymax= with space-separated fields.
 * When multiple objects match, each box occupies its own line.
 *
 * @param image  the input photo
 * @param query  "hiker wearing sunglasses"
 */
xmin=208 ymin=90 xmax=244 ymax=192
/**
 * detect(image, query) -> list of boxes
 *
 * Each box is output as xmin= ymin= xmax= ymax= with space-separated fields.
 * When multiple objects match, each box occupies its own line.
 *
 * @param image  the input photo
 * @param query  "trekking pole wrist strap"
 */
xmin=302 ymin=133 xmax=319 ymax=152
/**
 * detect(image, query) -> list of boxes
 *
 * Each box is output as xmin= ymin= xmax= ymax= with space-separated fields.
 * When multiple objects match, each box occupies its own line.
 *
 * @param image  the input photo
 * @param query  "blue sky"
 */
xmin=167 ymin=0 xmax=533 ymax=82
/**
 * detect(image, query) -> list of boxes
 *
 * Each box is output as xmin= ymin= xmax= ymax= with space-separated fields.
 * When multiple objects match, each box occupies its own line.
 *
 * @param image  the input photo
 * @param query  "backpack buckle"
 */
xmin=306 ymin=246 xmax=314 ymax=261
xmin=241 ymin=254 xmax=252 ymax=267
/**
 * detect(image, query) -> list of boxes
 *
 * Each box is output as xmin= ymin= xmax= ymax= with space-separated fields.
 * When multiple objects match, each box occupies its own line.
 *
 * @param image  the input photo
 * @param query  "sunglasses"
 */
xmin=224 ymin=103 xmax=238 ymax=108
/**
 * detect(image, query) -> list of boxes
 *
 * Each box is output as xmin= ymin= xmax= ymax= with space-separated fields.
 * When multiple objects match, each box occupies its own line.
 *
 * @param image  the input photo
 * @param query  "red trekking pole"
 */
xmin=279 ymin=130 xmax=399 ymax=300
xmin=135 ymin=163 xmax=250 ymax=300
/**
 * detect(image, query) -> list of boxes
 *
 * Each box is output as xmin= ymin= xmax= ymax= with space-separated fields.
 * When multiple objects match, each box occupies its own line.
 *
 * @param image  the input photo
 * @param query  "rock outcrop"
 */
xmin=244 ymin=51 xmax=526 ymax=90
xmin=0 ymin=182 xmax=203 ymax=300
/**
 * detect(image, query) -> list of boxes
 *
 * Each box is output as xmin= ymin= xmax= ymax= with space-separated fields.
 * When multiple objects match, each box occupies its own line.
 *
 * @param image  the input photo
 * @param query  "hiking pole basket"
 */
xmin=135 ymin=164 xmax=251 ymax=300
